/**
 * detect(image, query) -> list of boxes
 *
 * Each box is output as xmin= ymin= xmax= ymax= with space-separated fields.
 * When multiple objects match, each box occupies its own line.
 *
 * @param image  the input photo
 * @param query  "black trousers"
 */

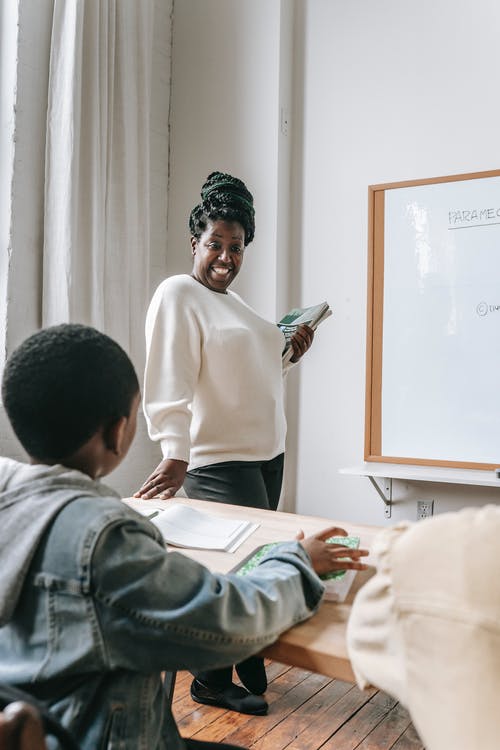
xmin=183 ymin=454 xmax=284 ymax=690
xmin=183 ymin=453 xmax=284 ymax=511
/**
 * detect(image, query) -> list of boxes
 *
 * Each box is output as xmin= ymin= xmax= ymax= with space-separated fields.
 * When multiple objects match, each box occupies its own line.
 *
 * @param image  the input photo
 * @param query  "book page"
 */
xmin=150 ymin=503 xmax=259 ymax=552
xmin=278 ymin=302 xmax=332 ymax=363
xmin=278 ymin=302 xmax=329 ymax=328
xmin=125 ymin=498 xmax=165 ymax=518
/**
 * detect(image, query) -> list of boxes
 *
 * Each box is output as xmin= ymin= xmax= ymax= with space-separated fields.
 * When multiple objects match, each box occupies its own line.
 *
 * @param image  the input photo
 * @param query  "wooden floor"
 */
xmin=172 ymin=661 xmax=425 ymax=749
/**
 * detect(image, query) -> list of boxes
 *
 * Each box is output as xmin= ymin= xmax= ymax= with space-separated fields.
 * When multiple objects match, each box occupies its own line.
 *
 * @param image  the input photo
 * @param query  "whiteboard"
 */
xmin=365 ymin=170 xmax=500 ymax=469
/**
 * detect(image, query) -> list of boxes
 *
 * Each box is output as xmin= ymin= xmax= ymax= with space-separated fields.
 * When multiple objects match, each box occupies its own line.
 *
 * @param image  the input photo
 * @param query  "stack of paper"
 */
xmin=125 ymin=500 xmax=259 ymax=553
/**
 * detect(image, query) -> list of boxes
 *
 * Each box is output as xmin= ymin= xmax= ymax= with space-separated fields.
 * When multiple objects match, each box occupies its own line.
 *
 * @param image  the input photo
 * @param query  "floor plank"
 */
xmin=357 ymin=703 xmax=414 ymax=749
xmin=172 ymin=662 xmax=425 ymax=750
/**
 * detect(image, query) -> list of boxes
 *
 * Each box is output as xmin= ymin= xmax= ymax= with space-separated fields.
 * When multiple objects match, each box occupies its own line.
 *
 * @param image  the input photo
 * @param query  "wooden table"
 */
xmin=125 ymin=496 xmax=380 ymax=684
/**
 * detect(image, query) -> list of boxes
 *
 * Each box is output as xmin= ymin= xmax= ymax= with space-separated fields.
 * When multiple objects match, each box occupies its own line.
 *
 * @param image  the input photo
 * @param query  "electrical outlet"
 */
xmin=417 ymin=500 xmax=434 ymax=520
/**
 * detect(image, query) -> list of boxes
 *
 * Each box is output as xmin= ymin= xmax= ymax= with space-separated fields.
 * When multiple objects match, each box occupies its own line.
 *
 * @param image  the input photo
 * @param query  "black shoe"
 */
xmin=190 ymin=679 xmax=268 ymax=716
xmin=235 ymin=656 xmax=268 ymax=695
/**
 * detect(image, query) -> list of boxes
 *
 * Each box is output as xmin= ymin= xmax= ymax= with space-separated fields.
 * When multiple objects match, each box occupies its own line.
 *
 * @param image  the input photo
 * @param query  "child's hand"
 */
xmin=299 ymin=526 xmax=369 ymax=576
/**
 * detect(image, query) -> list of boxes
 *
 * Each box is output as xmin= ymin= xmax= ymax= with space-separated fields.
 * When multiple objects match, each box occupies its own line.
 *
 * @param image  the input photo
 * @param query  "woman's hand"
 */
xmin=289 ymin=324 xmax=314 ymax=363
xmin=133 ymin=458 xmax=188 ymax=500
xmin=297 ymin=526 xmax=369 ymax=576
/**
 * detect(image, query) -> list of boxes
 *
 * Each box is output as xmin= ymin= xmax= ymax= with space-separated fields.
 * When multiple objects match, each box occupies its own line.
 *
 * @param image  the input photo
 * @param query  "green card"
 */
xmin=234 ymin=536 xmax=360 ymax=580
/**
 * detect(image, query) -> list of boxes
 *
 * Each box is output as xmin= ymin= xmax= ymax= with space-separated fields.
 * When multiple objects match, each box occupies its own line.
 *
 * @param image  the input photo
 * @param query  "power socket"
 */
xmin=417 ymin=500 xmax=434 ymax=520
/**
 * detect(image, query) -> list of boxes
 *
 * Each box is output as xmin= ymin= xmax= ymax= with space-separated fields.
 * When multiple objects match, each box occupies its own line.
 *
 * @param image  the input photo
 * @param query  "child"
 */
xmin=347 ymin=507 xmax=500 ymax=750
xmin=0 ymin=324 xmax=368 ymax=750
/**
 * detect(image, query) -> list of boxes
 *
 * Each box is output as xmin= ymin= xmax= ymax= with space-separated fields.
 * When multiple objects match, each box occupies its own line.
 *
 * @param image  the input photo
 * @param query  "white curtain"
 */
xmin=43 ymin=0 xmax=154 ymax=371
xmin=0 ymin=1 xmax=18 ymax=366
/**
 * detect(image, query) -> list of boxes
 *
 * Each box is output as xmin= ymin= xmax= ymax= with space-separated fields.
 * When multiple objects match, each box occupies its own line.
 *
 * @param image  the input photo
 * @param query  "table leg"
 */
xmin=162 ymin=671 xmax=186 ymax=749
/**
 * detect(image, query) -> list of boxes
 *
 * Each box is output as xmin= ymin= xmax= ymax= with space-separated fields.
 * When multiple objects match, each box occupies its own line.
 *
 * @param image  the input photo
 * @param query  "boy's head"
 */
xmin=1 ymin=324 xmax=140 ymax=469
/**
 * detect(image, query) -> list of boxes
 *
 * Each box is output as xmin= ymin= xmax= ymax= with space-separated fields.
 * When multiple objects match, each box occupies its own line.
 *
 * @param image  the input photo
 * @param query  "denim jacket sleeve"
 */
xmin=91 ymin=513 xmax=325 ymax=674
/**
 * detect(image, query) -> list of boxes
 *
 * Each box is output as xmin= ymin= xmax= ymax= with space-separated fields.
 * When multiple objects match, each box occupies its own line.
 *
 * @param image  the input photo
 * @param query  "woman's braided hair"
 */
xmin=189 ymin=171 xmax=255 ymax=246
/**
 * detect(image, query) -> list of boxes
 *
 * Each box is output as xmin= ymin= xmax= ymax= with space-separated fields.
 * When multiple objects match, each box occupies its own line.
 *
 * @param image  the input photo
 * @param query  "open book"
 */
xmin=278 ymin=301 xmax=332 ymax=363
xmin=232 ymin=535 xmax=360 ymax=602
xmin=125 ymin=499 xmax=259 ymax=553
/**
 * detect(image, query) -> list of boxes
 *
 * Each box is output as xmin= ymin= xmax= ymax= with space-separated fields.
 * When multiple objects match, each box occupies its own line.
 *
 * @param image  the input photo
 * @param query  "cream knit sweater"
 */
xmin=347 ymin=505 xmax=500 ymax=750
xmin=143 ymin=275 xmax=289 ymax=470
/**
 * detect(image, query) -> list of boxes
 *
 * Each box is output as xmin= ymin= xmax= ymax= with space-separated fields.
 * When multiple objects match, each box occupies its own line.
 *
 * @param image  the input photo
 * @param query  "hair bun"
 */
xmin=189 ymin=171 xmax=256 ymax=245
xmin=201 ymin=171 xmax=255 ymax=213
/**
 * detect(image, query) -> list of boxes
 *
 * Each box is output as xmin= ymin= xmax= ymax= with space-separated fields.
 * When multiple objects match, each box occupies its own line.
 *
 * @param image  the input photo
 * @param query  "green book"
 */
xmin=277 ymin=301 xmax=332 ymax=363
xmin=233 ymin=536 xmax=360 ymax=602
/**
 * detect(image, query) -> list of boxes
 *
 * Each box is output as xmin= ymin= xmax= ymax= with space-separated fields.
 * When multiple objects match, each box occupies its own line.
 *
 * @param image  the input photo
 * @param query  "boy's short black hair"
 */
xmin=1 ymin=324 xmax=140 ymax=463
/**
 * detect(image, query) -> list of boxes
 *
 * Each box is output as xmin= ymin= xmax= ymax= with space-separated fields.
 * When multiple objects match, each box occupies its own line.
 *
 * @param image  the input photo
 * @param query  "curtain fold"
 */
xmin=43 ymin=0 xmax=153 ymax=372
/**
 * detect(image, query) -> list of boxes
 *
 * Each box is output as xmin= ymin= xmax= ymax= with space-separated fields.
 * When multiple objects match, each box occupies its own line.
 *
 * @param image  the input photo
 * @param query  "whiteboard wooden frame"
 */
xmin=365 ymin=168 xmax=500 ymax=470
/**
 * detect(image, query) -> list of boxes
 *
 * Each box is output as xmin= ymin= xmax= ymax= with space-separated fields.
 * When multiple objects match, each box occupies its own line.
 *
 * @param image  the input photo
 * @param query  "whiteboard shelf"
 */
xmin=340 ymin=463 xmax=500 ymax=488
xmin=340 ymin=463 xmax=500 ymax=518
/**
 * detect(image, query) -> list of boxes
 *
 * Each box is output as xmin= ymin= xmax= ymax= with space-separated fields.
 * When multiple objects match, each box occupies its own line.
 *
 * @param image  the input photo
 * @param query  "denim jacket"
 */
xmin=0 ymin=459 xmax=324 ymax=749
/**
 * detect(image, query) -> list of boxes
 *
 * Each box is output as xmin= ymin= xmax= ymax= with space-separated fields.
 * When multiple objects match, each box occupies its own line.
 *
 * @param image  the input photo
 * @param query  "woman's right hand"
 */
xmin=133 ymin=458 xmax=188 ymax=500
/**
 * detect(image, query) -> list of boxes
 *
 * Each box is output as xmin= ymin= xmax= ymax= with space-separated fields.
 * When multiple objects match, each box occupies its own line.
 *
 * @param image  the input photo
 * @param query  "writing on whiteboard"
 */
xmin=476 ymin=301 xmax=500 ymax=317
xmin=448 ymin=207 xmax=500 ymax=229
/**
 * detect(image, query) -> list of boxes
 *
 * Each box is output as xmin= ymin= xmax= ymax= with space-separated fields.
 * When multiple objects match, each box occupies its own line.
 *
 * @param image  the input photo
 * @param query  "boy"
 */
xmin=0 ymin=324 xmax=367 ymax=749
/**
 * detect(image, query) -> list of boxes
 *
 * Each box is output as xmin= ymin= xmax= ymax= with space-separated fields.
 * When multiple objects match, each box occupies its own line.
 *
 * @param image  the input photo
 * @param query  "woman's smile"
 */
xmin=191 ymin=220 xmax=245 ymax=293
xmin=211 ymin=265 xmax=232 ymax=276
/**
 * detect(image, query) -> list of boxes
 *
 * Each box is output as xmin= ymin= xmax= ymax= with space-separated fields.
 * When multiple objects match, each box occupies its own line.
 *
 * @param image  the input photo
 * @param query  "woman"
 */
xmin=135 ymin=171 xmax=314 ymax=715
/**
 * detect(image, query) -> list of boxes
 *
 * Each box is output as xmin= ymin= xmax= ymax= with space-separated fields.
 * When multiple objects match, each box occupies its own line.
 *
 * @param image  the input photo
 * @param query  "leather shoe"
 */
xmin=235 ymin=656 xmax=268 ymax=695
xmin=190 ymin=679 xmax=268 ymax=715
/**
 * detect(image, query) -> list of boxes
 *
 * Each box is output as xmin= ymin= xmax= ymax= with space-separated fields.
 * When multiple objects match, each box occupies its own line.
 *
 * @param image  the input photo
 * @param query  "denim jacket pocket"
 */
xmin=101 ymin=703 xmax=126 ymax=750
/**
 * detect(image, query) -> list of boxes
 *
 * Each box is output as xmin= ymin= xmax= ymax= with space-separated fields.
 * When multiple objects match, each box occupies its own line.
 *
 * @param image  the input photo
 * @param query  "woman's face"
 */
xmin=191 ymin=220 xmax=245 ymax=293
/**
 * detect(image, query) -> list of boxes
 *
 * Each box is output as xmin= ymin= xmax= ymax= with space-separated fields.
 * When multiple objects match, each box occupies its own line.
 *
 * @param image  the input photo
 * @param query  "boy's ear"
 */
xmin=103 ymin=416 xmax=128 ymax=456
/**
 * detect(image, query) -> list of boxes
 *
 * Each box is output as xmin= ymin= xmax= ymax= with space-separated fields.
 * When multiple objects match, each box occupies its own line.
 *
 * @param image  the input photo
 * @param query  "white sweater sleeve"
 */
xmin=143 ymin=278 xmax=201 ymax=462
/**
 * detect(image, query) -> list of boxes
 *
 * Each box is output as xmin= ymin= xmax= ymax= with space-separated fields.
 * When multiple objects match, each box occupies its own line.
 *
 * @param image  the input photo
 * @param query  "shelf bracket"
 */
xmin=368 ymin=476 xmax=392 ymax=518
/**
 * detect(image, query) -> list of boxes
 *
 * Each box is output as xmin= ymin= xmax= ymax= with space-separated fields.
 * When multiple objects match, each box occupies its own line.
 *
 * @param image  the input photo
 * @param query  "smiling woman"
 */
xmin=136 ymin=171 xmax=289 ymax=507
xmin=135 ymin=170 xmax=315 ymax=716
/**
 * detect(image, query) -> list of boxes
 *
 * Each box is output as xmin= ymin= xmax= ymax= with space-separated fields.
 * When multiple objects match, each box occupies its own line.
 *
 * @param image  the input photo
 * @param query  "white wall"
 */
xmin=295 ymin=0 xmax=500 ymax=524
xmin=166 ymin=0 xmax=291 ymax=322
